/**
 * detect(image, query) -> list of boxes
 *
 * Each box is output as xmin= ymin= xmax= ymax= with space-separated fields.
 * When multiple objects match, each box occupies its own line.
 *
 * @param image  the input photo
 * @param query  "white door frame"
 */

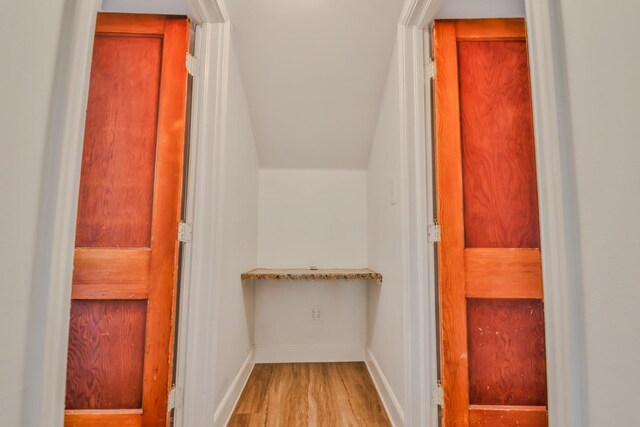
xmin=398 ymin=0 xmax=585 ymax=426
xmin=172 ymin=5 xmax=231 ymax=427
xmin=24 ymin=0 xmax=229 ymax=426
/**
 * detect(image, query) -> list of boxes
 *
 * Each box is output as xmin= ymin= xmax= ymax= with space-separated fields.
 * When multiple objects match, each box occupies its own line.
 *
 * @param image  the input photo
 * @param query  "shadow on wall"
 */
xmin=243 ymin=281 xmax=255 ymax=346
xmin=367 ymin=282 xmax=383 ymax=346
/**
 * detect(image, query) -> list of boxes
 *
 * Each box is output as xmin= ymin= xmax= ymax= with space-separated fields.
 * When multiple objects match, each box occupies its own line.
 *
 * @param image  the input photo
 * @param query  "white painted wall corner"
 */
xmin=22 ymin=2 xmax=99 ymax=426
xmin=213 ymin=350 xmax=255 ymax=427
xmin=174 ymin=20 xmax=231 ymax=427
xmin=366 ymin=349 xmax=405 ymax=427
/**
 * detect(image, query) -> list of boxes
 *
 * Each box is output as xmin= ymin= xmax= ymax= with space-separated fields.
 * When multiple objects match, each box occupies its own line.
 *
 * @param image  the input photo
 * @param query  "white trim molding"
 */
xmin=400 ymin=0 xmax=442 ymax=28
xmin=397 ymin=23 xmax=432 ymax=427
xmin=366 ymin=349 xmax=405 ymax=427
xmin=173 ymin=2 xmax=233 ymax=427
xmin=213 ymin=350 xmax=255 ymax=427
xmin=174 ymin=21 xmax=231 ymax=427
xmin=398 ymin=1 xmax=443 ymax=423
xmin=21 ymin=2 xmax=99 ymax=426
xmin=524 ymin=1 xmax=586 ymax=425
xmin=186 ymin=0 xmax=228 ymax=24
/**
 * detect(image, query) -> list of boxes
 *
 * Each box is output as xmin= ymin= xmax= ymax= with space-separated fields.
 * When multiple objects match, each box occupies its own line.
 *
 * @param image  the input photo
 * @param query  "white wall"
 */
xmin=100 ymin=0 xmax=192 ymax=17
xmin=366 ymin=40 xmax=406 ymax=418
xmin=254 ymin=280 xmax=367 ymax=362
xmin=258 ymin=169 xmax=367 ymax=268
xmin=0 ymin=1 xmax=68 ymax=425
xmin=255 ymin=169 xmax=368 ymax=362
xmin=212 ymin=43 xmax=260 ymax=410
xmin=556 ymin=0 xmax=640 ymax=424
xmin=436 ymin=0 xmax=525 ymax=18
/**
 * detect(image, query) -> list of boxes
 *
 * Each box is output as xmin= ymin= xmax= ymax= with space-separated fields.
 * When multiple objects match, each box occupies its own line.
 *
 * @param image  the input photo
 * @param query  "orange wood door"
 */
xmin=433 ymin=19 xmax=548 ymax=427
xmin=64 ymin=13 xmax=189 ymax=427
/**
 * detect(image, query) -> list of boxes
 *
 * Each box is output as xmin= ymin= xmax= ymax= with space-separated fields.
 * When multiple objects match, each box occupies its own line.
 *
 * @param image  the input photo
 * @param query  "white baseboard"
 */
xmin=254 ymin=344 xmax=366 ymax=363
xmin=365 ymin=349 xmax=404 ymax=427
xmin=213 ymin=350 xmax=255 ymax=427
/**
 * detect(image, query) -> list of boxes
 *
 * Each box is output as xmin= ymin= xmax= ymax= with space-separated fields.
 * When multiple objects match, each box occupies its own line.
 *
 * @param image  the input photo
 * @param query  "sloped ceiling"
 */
xmin=226 ymin=0 xmax=404 ymax=168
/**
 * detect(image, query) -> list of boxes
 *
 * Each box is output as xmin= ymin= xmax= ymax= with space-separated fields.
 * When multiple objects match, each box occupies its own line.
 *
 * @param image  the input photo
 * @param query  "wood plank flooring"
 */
xmin=228 ymin=362 xmax=391 ymax=427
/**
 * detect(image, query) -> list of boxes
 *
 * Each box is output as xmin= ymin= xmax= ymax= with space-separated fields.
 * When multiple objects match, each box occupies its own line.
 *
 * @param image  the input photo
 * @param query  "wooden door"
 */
xmin=64 ymin=13 xmax=189 ymax=427
xmin=433 ymin=19 xmax=548 ymax=426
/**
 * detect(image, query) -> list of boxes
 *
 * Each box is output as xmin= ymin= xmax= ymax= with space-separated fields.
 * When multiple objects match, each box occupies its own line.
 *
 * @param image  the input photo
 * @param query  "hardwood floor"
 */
xmin=228 ymin=362 xmax=391 ymax=427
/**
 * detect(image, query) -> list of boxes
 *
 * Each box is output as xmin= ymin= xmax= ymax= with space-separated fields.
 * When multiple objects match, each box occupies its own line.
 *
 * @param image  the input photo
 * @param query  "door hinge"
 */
xmin=167 ymin=386 xmax=183 ymax=412
xmin=426 ymin=61 xmax=436 ymax=79
xmin=427 ymin=219 xmax=441 ymax=244
xmin=186 ymin=52 xmax=200 ymax=77
xmin=178 ymin=221 xmax=192 ymax=243
xmin=432 ymin=381 xmax=443 ymax=407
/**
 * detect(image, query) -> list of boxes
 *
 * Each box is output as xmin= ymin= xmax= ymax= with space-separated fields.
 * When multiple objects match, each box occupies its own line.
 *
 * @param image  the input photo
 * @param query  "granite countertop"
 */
xmin=241 ymin=268 xmax=382 ymax=283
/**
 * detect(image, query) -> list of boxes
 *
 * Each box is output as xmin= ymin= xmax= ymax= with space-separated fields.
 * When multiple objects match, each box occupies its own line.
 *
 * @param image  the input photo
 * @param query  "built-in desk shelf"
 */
xmin=241 ymin=268 xmax=382 ymax=283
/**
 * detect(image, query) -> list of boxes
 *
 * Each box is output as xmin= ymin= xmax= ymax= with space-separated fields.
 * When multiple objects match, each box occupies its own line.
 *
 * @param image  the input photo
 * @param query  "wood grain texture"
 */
xmin=65 ymin=301 xmax=147 ymax=409
xmin=458 ymin=39 xmax=540 ymax=248
xmin=465 ymin=248 xmax=542 ymax=299
xmin=64 ymin=410 xmax=141 ymax=427
xmin=66 ymin=14 xmax=189 ymax=427
xmin=467 ymin=299 xmax=547 ymax=405
xmin=96 ymin=13 xmax=166 ymax=35
xmin=434 ymin=20 xmax=470 ymax=427
xmin=434 ymin=18 xmax=547 ymax=426
xmin=73 ymin=249 xmax=151 ymax=284
xmin=75 ymin=35 xmax=161 ymax=248
xmin=229 ymin=363 xmax=391 ymax=427
xmin=469 ymin=405 xmax=548 ymax=426
xmin=455 ymin=18 xmax=526 ymax=40
xmin=140 ymin=16 xmax=189 ymax=427
xmin=71 ymin=283 xmax=149 ymax=300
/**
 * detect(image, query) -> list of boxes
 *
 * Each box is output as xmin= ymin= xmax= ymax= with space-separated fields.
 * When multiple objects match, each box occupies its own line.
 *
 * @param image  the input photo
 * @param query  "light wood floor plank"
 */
xmin=228 ymin=362 xmax=391 ymax=427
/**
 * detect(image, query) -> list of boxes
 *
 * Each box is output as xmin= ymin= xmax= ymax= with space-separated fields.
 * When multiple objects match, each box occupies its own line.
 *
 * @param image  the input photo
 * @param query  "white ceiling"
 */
xmin=226 ymin=0 xmax=404 ymax=168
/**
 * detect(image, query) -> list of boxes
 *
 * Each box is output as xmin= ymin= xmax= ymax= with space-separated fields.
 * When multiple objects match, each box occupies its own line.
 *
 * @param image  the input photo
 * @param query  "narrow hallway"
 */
xmin=6 ymin=0 xmax=640 ymax=425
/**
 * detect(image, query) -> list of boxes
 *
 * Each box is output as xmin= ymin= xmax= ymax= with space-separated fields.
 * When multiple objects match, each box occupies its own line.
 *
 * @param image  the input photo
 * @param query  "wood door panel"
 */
xmin=73 ymin=249 xmax=151 ymax=284
xmin=458 ymin=40 xmax=539 ymax=248
xmin=75 ymin=35 xmax=162 ymax=248
xmin=71 ymin=283 xmax=149 ymax=300
xmin=66 ymin=301 xmax=147 ymax=409
xmin=467 ymin=299 xmax=547 ymax=405
xmin=469 ymin=405 xmax=548 ymax=426
xmin=138 ymin=16 xmax=190 ymax=426
xmin=434 ymin=20 xmax=471 ymax=427
xmin=455 ymin=19 xmax=527 ymax=40
xmin=94 ymin=13 xmax=166 ymax=35
xmin=465 ymin=248 xmax=542 ymax=298
xmin=434 ymin=19 xmax=548 ymax=426
xmin=66 ymin=13 xmax=189 ymax=427
xmin=65 ymin=410 xmax=142 ymax=427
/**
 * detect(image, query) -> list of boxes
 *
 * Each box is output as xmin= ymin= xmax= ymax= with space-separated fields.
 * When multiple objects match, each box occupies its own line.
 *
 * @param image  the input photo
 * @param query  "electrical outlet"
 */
xmin=310 ymin=306 xmax=322 ymax=322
